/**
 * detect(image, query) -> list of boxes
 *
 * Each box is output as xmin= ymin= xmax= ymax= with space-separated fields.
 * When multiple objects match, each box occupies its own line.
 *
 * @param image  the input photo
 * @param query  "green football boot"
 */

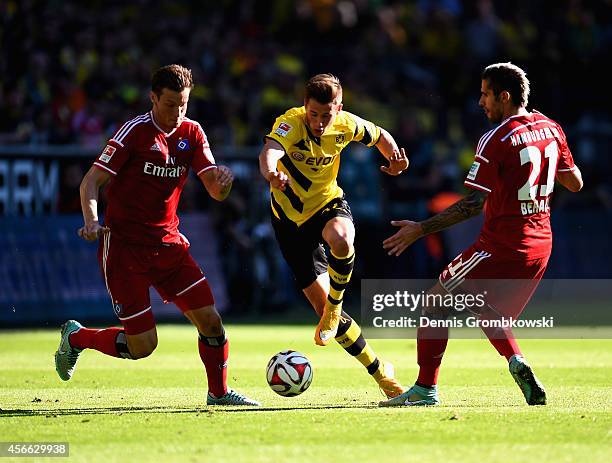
xmin=509 ymin=354 xmax=546 ymax=405
xmin=379 ymin=383 xmax=439 ymax=407
xmin=54 ymin=320 xmax=83 ymax=381
xmin=207 ymin=389 xmax=261 ymax=406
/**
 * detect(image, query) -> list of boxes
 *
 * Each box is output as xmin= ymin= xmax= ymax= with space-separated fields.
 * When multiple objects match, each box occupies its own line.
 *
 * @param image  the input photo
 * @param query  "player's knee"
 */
xmin=129 ymin=340 xmax=157 ymax=359
xmin=421 ymin=283 xmax=451 ymax=318
xmin=126 ymin=334 xmax=158 ymax=359
xmin=203 ymin=312 xmax=223 ymax=334
xmin=188 ymin=306 xmax=223 ymax=336
xmin=327 ymin=233 xmax=352 ymax=257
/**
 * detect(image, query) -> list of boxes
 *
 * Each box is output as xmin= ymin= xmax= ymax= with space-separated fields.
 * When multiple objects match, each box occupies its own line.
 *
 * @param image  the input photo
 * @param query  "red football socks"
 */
xmin=69 ymin=327 xmax=124 ymax=358
xmin=481 ymin=325 xmax=522 ymax=361
xmin=416 ymin=325 xmax=449 ymax=387
xmin=198 ymin=335 xmax=229 ymax=398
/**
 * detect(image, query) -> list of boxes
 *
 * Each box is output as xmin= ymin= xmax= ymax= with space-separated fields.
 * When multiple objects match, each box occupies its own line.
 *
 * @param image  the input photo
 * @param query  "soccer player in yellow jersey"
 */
xmin=258 ymin=74 xmax=409 ymax=397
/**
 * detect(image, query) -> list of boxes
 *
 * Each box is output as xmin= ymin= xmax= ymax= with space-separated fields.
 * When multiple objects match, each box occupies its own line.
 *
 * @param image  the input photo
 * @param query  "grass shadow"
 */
xmin=0 ymin=404 xmax=378 ymax=418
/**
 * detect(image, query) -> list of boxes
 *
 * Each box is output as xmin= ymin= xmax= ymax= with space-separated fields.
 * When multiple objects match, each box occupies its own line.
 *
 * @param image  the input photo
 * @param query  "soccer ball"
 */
xmin=266 ymin=350 xmax=313 ymax=397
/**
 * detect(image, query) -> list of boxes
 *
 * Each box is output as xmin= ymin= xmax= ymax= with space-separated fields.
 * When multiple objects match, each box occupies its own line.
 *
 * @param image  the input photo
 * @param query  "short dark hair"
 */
xmin=305 ymin=73 xmax=342 ymax=104
xmin=151 ymin=64 xmax=193 ymax=96
xmin=482 ymin=62 xmax=530 ymax=107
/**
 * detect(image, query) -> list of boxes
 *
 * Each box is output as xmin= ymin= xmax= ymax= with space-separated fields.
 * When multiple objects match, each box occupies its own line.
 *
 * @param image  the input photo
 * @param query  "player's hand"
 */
xmin=215 ymin=165 xmax=234 ymax=189
xmin=268 ymin=171 xmax=290 ymax=191
xmin=381 ymin=148 xmax=409 ymax=176
xmin=383 ymin=220 xmax=423 ymax=256
xmin=78 ymin=222 xmax=109 ymax=241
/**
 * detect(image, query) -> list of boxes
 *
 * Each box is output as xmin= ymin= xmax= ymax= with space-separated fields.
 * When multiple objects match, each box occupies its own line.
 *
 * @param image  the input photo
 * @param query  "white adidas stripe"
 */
xmin=113 ymin=113 xmax=149 ymax=141
xmin=443 ymin=251 xmax=491 ymax=293
xmin=476 ymin=129 xmax=494 ymax=155
xmin=476 ymin=112 xmax=535 ymax=157
xmin=445 ymin=252 xmax=491 ymax=293
xmin=438 ymin=252 xmax=482 ymax=292
xmin=112 ymin=113 xmax=151 ymax=144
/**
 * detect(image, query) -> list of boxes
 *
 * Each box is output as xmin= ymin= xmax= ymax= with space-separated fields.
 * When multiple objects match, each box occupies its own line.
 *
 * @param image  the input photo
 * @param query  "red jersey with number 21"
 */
xmin=464 ymin=111 xmax=576 ymax=260
xmin=93 ymin=111 xmax=216 ymax=245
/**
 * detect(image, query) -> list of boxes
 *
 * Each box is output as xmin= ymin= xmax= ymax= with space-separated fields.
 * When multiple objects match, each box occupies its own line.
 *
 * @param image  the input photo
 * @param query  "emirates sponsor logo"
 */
xmin=143 ymin=161 xmax=186 ymax=178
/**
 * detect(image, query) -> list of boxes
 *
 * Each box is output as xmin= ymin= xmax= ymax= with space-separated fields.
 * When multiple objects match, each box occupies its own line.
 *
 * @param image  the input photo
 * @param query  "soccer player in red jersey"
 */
xmin=54 ymin=64 xmax=260 ymax=406
xmin=380 ymin=62 xmax=583 ymax=407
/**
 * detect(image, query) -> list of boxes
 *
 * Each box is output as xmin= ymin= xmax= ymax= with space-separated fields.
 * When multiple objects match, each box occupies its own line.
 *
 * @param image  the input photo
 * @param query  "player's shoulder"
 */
xmin=276 ymin=106 xmax=305 ymax=125
xmin=270 ymin=107 xmax=305 ymax=140
xmin=475 ymin=125 xmax=503 ymax=160
xmin=530 ymin=109 xmax=558 ymax=124
xmin=496 ymin=110 xmax=564 ymax=145
xmin=530 ymin=110 xmax=565 ymax=134
xmin=333 ymin=110 xmax=361 ymax=132
xmin=110 ymin=112 xmax=153 ymax=146
xmin=477 ymin=113 xmax=537 ymax=157
xmin=181 ymin=117 xmax=207 ymax=137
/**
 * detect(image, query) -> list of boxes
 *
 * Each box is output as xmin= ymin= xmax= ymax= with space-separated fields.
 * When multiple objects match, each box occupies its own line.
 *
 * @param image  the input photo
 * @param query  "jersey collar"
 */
xmin=150 ymin=110 xmax=179 ymax=137
xmin=496 ymin=110 xmax=533 ymax=130
xmin=303 ymin=123 xmax=321 ymax=146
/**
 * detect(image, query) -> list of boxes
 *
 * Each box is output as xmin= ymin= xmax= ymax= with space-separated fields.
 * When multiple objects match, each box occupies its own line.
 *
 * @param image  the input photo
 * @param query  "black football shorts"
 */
xmin=271 ymin=197 xmax=353 ymax=289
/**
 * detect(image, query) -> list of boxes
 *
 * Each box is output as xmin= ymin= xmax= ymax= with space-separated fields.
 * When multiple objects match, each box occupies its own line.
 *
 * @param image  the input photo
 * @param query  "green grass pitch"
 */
xmin=1 ymin=325 xmax=610 ymax=462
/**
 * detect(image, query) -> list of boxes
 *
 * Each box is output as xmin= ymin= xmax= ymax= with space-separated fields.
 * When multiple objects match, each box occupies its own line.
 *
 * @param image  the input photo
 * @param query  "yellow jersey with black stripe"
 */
xmin=265 ymin=106 xmax=381 ymax=226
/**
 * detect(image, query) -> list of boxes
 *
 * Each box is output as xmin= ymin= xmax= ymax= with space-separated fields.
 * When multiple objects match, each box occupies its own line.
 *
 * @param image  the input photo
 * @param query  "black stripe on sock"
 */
xmin=335 ymin=311 xmax=353 ymax=337
xmin=367 ymin=358 xmax=381 ymax=375
xmin=199 ymin=330 xmax=227 ymax=347
xmin=344 ymin=335 xmax=366 ymax=356
xmin=327 ymin=294 xmax=342 ymax=306
xmin=328 ymin=253 xmax=354 ymax=276
xmin=329 ymin=278 xmax=347 ymax=292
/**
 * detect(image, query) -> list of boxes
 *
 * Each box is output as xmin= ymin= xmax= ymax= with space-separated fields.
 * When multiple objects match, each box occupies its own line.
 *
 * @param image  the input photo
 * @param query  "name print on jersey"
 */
xmin=508 ymin=126 xmax=560 ymax=147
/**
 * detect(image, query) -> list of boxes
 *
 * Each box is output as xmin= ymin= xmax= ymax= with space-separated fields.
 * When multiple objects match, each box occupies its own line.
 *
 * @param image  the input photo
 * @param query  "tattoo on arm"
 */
xmin=421 ymin=190 xmax=487 ymax=235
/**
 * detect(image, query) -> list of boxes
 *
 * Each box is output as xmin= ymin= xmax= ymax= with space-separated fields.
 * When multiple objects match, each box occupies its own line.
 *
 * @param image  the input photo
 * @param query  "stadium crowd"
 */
xmin=2 ymin=0 xmax=610 ymax=196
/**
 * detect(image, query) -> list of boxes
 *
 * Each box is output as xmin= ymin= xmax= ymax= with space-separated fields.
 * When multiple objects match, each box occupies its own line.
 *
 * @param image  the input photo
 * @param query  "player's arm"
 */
xmin=79 ymin=166 xmax=112 ymax=241
xmin=383 ymin=189 xmax=488 ymax=256
xmin=258 ymin=138 xmax=290 ymax=191
xmin=375 ymin=128 xmax=409 ymax=176
xmin=556 ymin=166 xmax=583 ymax=192
xmin=199 ymin=166 xmax=234 ymax=201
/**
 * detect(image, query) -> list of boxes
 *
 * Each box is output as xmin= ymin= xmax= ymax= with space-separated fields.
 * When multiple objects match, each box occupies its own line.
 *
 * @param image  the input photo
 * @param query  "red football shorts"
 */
xmin=97 ymin=232 xmax=214 ymax=334
xmin=438 ymin=244 xmax=549 ymax=319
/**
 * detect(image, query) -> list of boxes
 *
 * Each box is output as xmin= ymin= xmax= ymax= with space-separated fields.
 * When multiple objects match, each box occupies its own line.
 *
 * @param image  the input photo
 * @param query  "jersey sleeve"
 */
xmin=464 ymin=130 xmax=500 ymax=193
xmin=191 ymin=122 xmax=217 ymax=175
xmin=345 ymin=112 xmax=381 ymax=147
xmin=93 ymin=125 xmax=133 ymax=175
xmin=555 ymin=125 xmax=576 ymax=172
xmin=265 ymin=114 xmax=301 ymax=152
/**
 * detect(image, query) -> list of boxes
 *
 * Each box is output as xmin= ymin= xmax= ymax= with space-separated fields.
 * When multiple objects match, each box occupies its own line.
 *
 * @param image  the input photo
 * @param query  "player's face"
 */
xmin=305 ymin=98 xmax=343 ymax=137
xmin=479 ymin=79 xmax=504 ymax=124
xmin=151 ymin=87 xmax=191 ymax=132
